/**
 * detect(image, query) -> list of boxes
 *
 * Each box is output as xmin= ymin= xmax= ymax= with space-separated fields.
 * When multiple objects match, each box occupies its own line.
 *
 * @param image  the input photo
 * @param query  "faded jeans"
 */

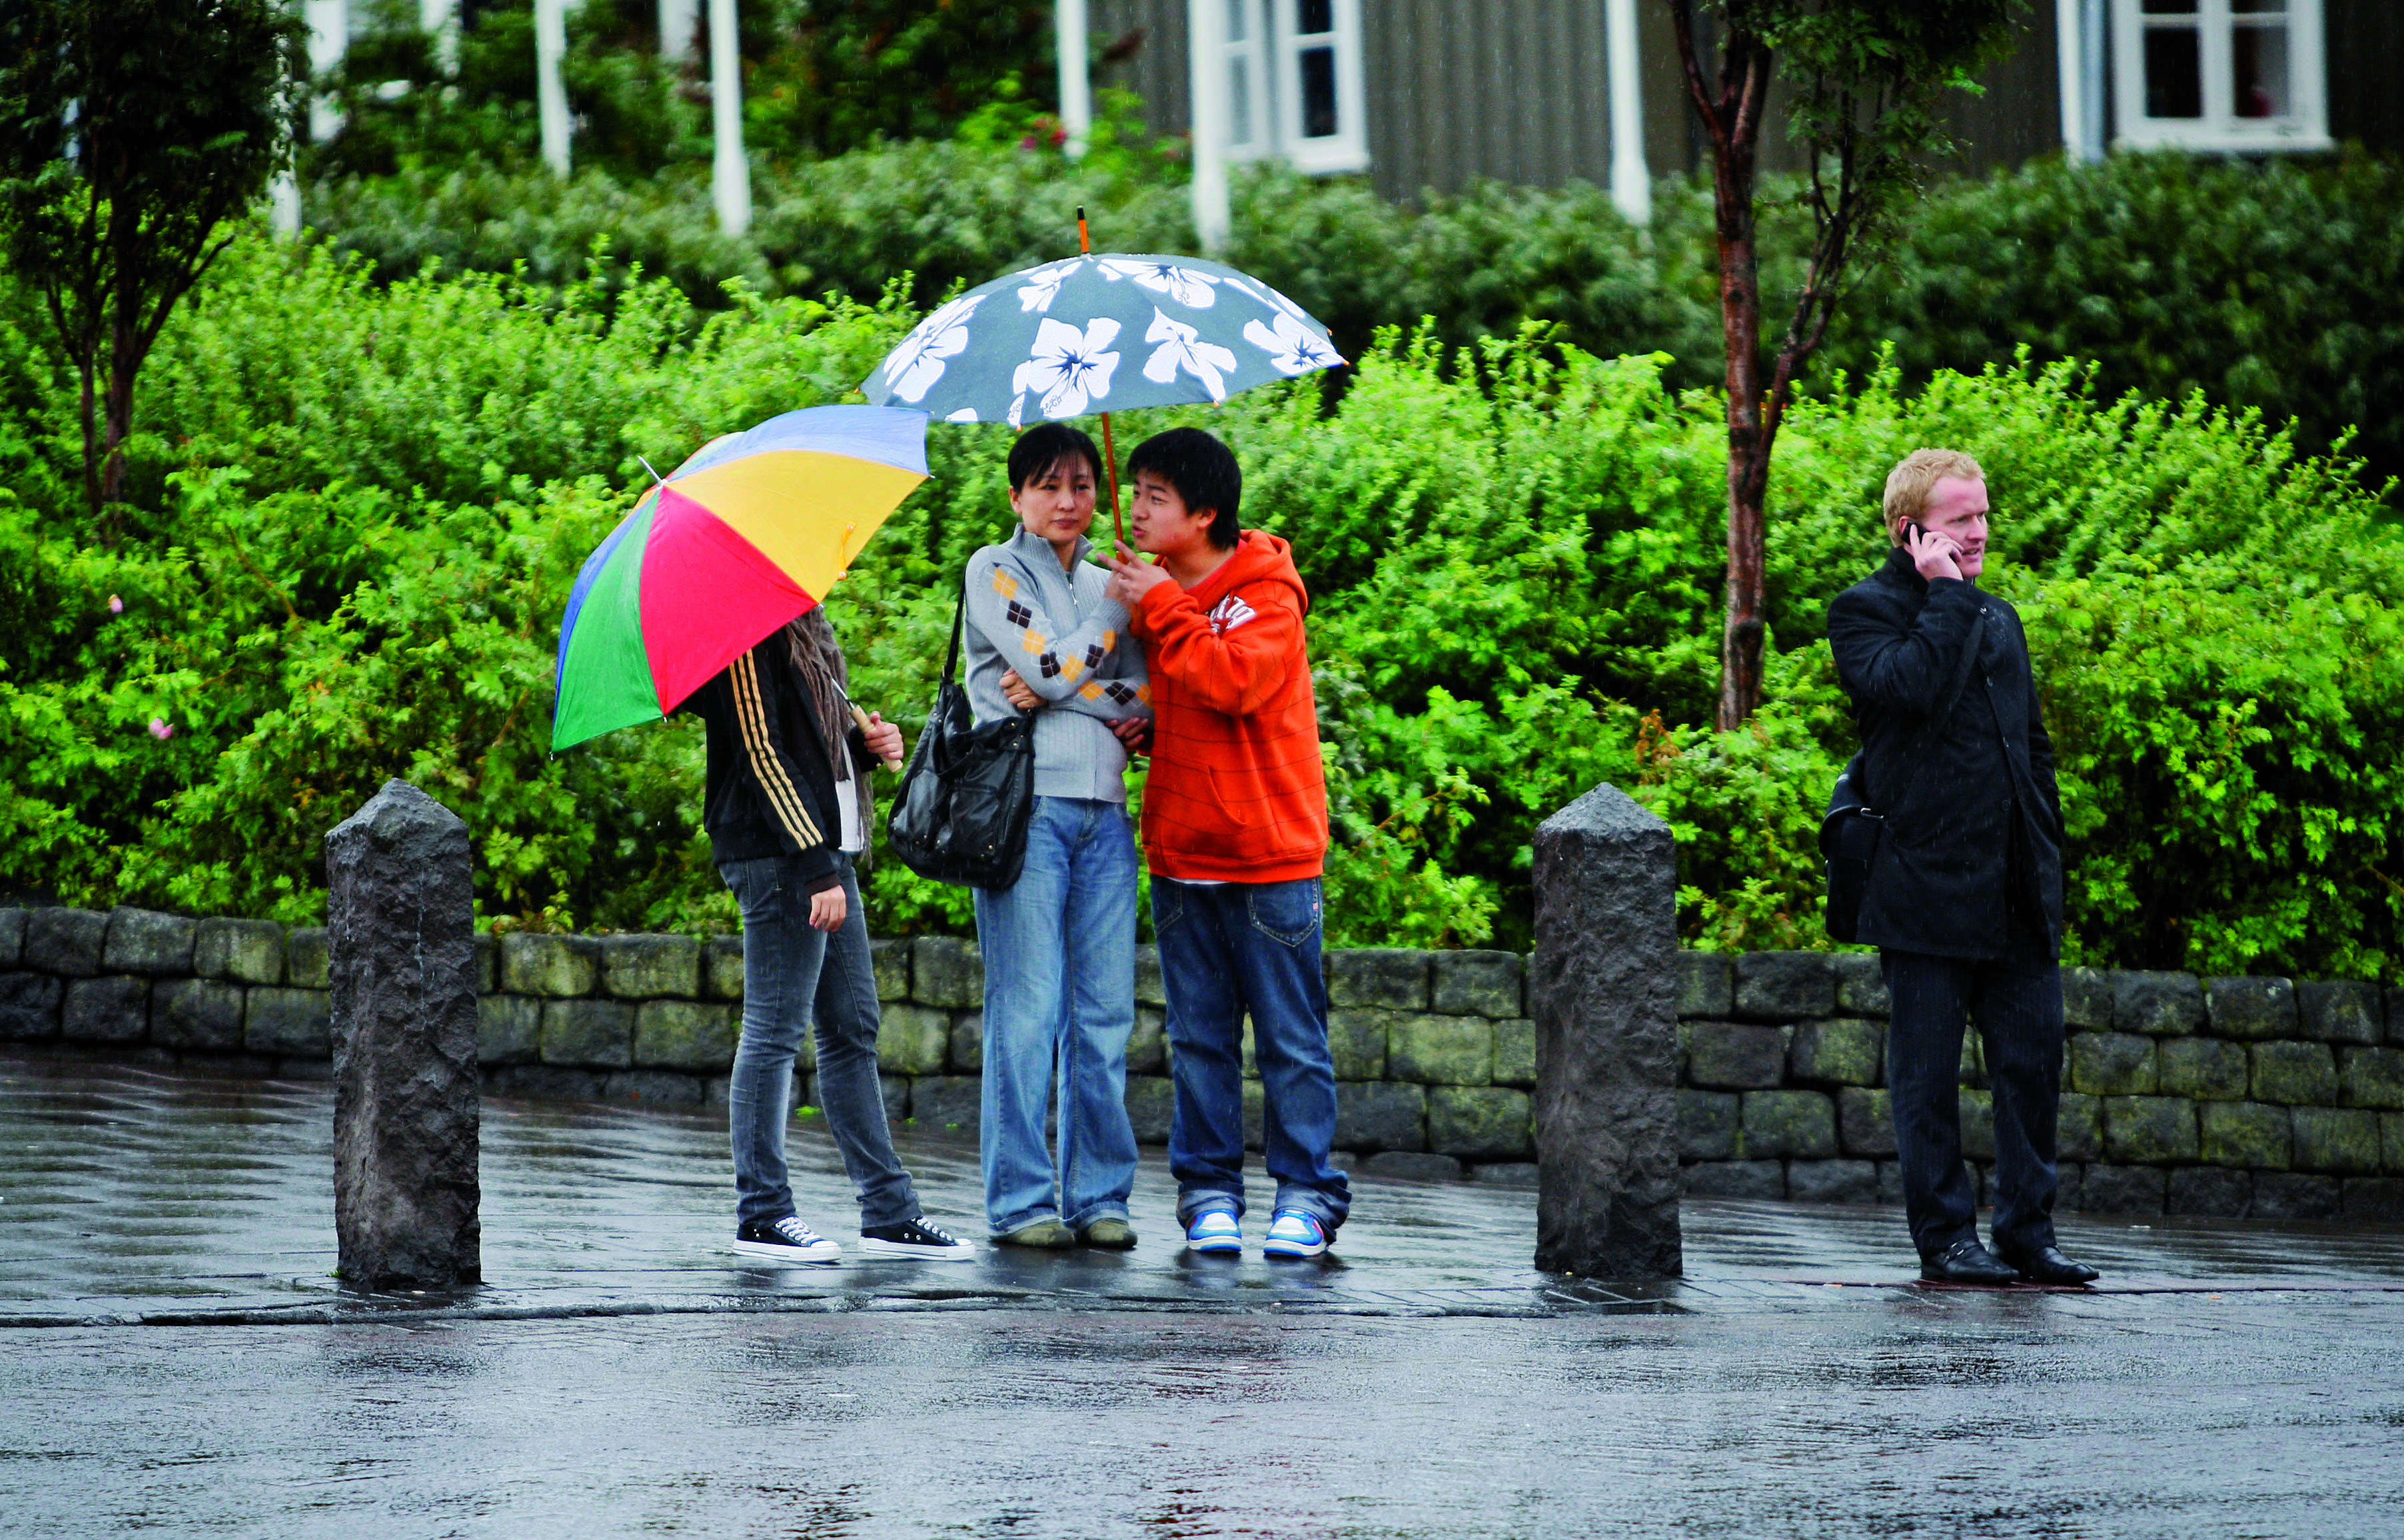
xmin=1152 ymin=875 xmax=1351 ymax=1232
xmin=721 ymin=854 xmax=918 ymax=1231
xmin=972 ymin=796 xmax=1140 ymax=1236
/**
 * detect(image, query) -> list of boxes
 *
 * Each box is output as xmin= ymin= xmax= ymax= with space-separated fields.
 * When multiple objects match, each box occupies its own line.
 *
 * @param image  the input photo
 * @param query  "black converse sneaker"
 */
xmin=733 ymin=1214 xmax=841 ymax=1264
xmin=860 ymin=1216 xmax=976 ymax=1261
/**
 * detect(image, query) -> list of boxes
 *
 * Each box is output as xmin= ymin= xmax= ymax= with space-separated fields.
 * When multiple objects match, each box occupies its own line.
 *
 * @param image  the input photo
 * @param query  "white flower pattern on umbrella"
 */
xmin=1015 ymin=258 xmax=1082 ymax=314
xmin=1012 ymin=316 xmax=1123 ymax=419
xmin=1241 ymin=310 xmax=1339 ymax=376
xmin=881 ymin=292 xmax=985 ymax=404
xmin=1141 ymin=308 xmax=1240 ymax=402
xmin=1099 ymin=257 xmax=1221 ymax=310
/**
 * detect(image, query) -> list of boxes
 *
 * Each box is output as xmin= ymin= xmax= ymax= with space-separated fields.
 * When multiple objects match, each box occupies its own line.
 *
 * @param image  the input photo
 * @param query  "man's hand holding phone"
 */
xmin=1904 ymin=520 xmax=1965 ymax=583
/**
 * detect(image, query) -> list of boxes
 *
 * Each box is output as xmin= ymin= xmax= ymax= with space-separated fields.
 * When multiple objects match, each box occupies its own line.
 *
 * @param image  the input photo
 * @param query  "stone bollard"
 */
xmin=326 ymin=779 xmax=481 ymax=1290
xmin=1529 ymin=784 xmax=1682 ymax=1278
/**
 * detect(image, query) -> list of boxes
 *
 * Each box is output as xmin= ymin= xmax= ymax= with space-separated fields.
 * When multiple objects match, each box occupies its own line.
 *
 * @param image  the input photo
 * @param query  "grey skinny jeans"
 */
xmin=720 ymin=853 xmax=918 ymax=1230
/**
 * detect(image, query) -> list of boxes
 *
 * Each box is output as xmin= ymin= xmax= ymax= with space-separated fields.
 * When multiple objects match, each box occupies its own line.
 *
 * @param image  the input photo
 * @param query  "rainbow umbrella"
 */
xmin=550 ymin=405 xmax=929 ymax=751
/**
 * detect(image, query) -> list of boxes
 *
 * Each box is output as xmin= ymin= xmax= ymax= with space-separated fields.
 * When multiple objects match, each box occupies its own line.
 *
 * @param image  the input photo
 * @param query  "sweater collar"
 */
xmin=1005 ymin=524 xmax=1091 ymax=575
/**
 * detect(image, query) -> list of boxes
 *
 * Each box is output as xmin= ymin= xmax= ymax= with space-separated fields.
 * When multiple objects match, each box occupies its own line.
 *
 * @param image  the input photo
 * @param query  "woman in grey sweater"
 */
xmin=963 ymin=424 xmax=1153 ymax=1249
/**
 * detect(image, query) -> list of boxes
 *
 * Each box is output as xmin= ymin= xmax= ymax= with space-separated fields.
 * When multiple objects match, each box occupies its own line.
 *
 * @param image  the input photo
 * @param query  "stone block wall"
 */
xmin=7 ymin=906 xmax=2402 ymax=1218
xmin=0 ymin=909 xmax=1537 ymax=1181
xmin=1672 ymin=951 xmax=2404 ymax=1222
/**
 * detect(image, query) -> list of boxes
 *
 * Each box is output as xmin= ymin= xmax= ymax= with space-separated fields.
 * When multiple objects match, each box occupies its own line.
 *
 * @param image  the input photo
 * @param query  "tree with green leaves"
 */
xmin=1668 ymin=0 xmax=2023 ymax=729
xmin=0 ymin=0 xmax=304 ymax=520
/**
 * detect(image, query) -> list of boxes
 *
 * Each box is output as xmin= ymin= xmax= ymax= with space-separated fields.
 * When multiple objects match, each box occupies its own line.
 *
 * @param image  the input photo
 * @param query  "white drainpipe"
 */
xmin=1187 ymin=0 xmax=1231 ymax=253
xmin=1057 ymin=1 xmax=1093 ymax=159
xmin=710 ymin=0 xmax=751 ymax=236
xmin=1605 ymin=0 xmax=1650 ymax=225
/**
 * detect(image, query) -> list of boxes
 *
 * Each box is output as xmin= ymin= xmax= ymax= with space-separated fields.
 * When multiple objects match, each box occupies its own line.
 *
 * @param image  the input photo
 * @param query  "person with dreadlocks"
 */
xmin=681 ymin=604 xmax=975 ymax=1262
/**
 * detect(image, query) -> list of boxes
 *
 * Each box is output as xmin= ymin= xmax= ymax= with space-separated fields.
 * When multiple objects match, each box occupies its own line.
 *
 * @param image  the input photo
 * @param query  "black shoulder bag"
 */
xmin=886 ymin=586 xmax=1036 ymax=890
xmin=1820 ymin=617 xmax=1984 ymax=943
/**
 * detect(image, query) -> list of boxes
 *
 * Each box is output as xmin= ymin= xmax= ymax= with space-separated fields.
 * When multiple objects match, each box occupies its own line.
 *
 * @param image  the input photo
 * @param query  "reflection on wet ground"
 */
xmin=9 ymin=1058 xmax=2403 ymax=1326
xmin=5 ymin=1060 xmax=2404 ymax=1537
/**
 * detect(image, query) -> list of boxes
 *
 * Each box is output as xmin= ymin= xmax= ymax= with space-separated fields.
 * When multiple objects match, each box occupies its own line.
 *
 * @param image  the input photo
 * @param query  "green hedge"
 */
xmin=1 ymin=238 xmax=2396 ymax=980
xmin=303 ymin=144 xmax=2404 ymax=496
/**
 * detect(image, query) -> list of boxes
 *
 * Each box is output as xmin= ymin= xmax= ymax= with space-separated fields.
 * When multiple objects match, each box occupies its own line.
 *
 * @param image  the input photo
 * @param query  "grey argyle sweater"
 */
xmin=961 ymin=528 xmax=1152 ymax=803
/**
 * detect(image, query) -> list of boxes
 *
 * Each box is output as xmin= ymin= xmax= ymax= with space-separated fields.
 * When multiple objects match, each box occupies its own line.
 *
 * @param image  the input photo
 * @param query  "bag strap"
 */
xmin=1873 ymin=604 xmax=1988 ymax=816
xmin=937 ymin=581 xmax=967 ymax=687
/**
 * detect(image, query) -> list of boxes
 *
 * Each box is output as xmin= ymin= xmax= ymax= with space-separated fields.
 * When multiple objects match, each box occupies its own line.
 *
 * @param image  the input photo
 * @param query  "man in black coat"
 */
xmin=1826 ymin=449 xmax=2099 ymax=1288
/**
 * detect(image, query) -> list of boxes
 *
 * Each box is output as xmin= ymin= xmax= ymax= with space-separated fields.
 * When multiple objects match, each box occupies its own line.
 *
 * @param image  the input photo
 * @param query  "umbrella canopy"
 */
xmin=859 ymin=252 xmax=1344 ymax=426
xmin=550 ymin=405 xmax=928 ymax=751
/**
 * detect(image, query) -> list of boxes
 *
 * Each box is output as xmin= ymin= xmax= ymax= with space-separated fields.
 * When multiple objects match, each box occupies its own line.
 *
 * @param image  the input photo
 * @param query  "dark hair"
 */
xmin=1125 ymin=428 xmax=1241 ymax=549
xmin=1007 ymin=422 xmax=1103 ymax=492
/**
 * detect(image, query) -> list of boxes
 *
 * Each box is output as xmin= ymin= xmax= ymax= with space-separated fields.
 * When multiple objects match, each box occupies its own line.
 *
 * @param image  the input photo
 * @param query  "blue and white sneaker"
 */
xmin=1261 ymin=1209 xmax=1331 ymax=1259
xmin=733 ymin=1214 xmax=841 ymax=1264
xmin=1183 ymin=1205 xmax=1243 ymax=1255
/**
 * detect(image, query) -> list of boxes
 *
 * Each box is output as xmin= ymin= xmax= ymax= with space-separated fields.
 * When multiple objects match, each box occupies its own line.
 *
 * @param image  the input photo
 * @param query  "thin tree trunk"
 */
xmin=1670 ymin=2 xmax=1775 ymax=731
xmin=1712 ymin=131 xmax=1768 ymax=733
xmin=77 ymin=360 xmax=101 ymax=515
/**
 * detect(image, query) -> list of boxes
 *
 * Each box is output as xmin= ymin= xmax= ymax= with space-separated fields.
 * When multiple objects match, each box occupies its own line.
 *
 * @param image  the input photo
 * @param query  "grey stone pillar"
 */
xmin=326 ymin=779 xmax=480 ymax=1290
xmin=1530 ymin=784 xmax=1682 ymax=1278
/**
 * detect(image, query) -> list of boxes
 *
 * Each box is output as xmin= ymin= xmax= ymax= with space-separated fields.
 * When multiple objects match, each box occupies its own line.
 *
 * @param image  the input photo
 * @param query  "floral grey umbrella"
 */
xmin=862 ymin=250 xmax=1344 ymax=538
xmin=862 ymin=252 xmax=1343 ymax=429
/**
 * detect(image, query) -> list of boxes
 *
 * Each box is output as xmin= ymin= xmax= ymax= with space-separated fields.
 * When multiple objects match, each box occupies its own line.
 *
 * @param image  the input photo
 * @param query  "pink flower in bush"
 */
xmin=108 ymin=595 xmax=123 ymax=613
xmin=148 ymin=717 xmax=173 ymax=741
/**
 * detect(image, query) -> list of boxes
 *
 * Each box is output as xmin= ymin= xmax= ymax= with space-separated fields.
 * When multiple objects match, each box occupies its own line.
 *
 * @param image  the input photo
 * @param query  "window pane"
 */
xmin=1299 ymin=45 xmax=1338 ymax=137
xmin=1298 ymin=0 xmax=1334 ymax=36
xmin=2233 ymin=24 xmax=2291 ymax=117
xmin=2143 ymin=27 xmax=2203 ymax=117
xmin=2231 ymin=0 xmax=2286 ymax=12
xmin=1229 ymin=0 xmax=1247 ymax=43
xmin=1231 ymin=59 xmax=1253 ymax=145
xmin=2138 ymin=0 xmax=2196 ymax=11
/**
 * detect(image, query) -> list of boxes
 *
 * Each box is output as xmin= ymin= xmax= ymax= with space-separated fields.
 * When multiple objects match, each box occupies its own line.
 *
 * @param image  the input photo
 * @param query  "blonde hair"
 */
xmin=1882 ymin=449 xmax=1985 ymax=544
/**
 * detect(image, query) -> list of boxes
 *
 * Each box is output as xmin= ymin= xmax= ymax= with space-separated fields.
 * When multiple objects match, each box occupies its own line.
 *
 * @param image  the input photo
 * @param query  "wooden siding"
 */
xmin=1358 ymin=1 xmax=1613 ymax=200
xmin=1086 ymin=1 xmax=2397 ymax=197
xmin=1090 ymin=0 xmax=1191 ymax=135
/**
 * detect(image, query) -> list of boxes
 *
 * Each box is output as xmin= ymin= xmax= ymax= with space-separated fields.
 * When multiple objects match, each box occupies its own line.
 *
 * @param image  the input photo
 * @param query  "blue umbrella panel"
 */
xmin=860 ymin=252 xmax=1345 ymax=427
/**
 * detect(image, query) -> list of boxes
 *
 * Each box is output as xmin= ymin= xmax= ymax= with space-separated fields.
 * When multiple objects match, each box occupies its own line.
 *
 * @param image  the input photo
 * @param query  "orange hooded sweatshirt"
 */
xmin=1127 ymin=530 xmax=1328 ymax=883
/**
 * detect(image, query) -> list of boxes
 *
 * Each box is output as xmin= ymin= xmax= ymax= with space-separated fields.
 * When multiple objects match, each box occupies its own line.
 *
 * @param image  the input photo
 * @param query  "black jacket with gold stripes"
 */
xmin=680 ymin=634 xmax=846 ymax=893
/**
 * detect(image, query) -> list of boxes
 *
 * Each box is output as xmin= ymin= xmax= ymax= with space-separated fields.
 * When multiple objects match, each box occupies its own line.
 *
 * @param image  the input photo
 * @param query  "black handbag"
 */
xmin=1820 ymin=615 xmax=1985 ymax=943
xmin=886 ymin=586 xmax=1035 ymax=890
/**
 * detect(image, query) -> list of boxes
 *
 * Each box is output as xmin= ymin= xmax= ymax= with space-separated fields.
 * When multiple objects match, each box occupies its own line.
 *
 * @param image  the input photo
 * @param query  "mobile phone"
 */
xmin=1905 ymin=519 xmax=1931 ymax=544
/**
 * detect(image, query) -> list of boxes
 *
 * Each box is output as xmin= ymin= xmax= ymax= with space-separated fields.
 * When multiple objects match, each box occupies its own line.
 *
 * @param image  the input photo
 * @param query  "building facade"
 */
xmin=1082 ymin=0 xmax=2404 ymax=218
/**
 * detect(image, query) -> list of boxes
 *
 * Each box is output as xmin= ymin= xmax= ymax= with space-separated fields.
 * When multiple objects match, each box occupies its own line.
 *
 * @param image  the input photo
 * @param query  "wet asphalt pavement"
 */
xmin=5 ymin=1059 xmax=2404 ymax=1537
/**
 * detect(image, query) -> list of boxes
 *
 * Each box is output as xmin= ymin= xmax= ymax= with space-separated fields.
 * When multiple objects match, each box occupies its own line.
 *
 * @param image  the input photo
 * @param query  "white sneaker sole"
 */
xmin=1185 ymin=1234 xmax=1243 ymax=1254
xmin=1262 ymin=1230 xmax=1329 ymax=1258
xmin=859 ymin=1237 xmax=979 ymax=1262
xmin=732 ymin=1238 xmax=841 ymax=1264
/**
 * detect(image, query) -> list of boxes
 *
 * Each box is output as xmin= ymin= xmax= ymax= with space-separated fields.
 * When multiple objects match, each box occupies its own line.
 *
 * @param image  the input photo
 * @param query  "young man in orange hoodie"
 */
xmin=1105 ymin=428 xmax=1351 ymax=1259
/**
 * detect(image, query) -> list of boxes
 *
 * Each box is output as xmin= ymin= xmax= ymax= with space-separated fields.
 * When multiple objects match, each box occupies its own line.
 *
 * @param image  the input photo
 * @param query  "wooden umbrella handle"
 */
xmin=1077 ymin=206 xmax=1124 ymax=545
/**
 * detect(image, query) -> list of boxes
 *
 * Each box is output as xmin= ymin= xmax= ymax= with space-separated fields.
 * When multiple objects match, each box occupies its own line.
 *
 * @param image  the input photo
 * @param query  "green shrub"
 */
xmin=311 ymin=0 xmax=1061 ymax=181
xmin=0 ymin=234 xmax=2395 ymax=980
xmin=1824 ymin=149 xmax=2404 ymax=495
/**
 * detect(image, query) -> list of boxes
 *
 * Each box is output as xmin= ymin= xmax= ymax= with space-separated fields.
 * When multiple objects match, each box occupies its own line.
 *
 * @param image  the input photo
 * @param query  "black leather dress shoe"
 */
xmin=1918 ymin=1238 xmax=2020 ymax=1286
xmin=2000 ymin=1244 xmax=2100 ymax=1286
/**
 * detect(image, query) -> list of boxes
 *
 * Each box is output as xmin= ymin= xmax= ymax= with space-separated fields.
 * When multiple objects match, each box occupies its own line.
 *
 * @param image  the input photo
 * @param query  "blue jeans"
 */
xmin=1882 ymin=949 xmax=2064 ymax=1260
xmin=1151 ymin=875 xmax=1351 ymax=1232
xmin=721 ymin=854 xmax=918 ymax=1230
xmin=973 ymin=797 xmax=1140 ymax=1235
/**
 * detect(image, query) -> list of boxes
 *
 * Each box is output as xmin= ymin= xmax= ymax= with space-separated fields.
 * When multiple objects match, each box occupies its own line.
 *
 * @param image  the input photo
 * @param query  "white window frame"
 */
xmin=1223 ymin=0 xmax=1273 ymax=162
xmin=2110 ymin=0 xmax=2331 ymax=152
xmin=1269 ymin=0 xmax=1369 ymax=175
